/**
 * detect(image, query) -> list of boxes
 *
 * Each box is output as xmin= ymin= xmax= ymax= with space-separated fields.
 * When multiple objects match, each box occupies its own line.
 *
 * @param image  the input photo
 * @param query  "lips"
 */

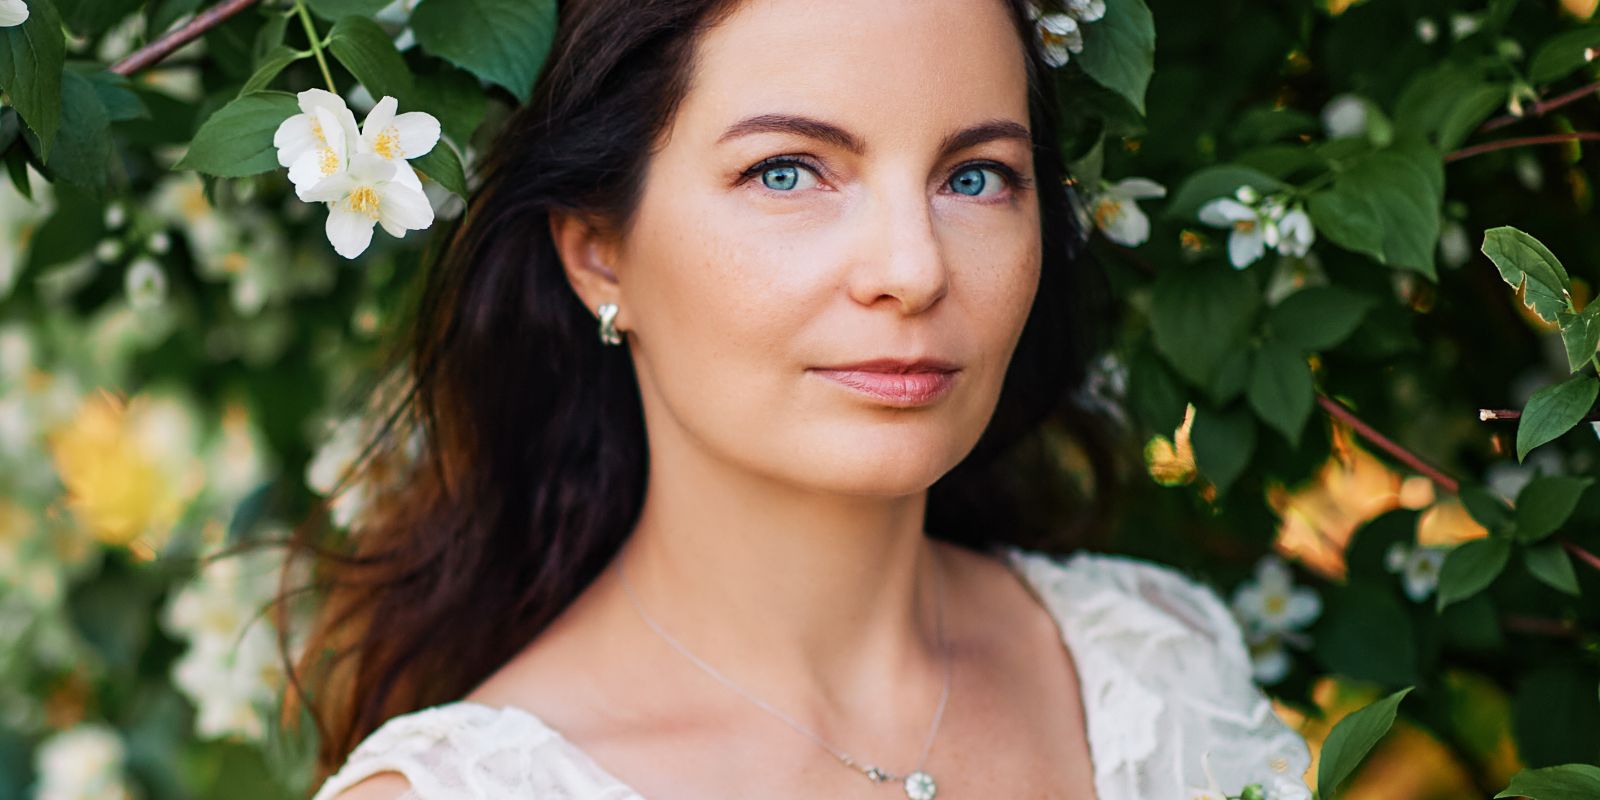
xmin=808 ymin=358 xmax=960 ymax=407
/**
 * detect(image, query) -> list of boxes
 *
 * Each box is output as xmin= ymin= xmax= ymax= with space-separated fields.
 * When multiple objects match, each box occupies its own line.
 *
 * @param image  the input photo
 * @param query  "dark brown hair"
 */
xmin=273 ymin=0 xmax=1124 ymax=789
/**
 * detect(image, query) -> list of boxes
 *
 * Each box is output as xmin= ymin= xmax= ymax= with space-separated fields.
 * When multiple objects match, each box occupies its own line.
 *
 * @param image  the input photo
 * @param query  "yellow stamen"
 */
xmin=347 ymin=186 xmax=382 ymax=219
xmin=1093 ymin=198 xmax=1122 ymax=229
xmin=319 ymin=146 xmax=340 ymax=176
xmin=372 ymin=126 xmax=400 ymax=160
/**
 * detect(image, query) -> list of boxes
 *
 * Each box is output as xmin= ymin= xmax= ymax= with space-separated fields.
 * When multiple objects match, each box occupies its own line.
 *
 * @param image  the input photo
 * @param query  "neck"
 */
xmin=604 ymin=436 xmax=950 ymax=726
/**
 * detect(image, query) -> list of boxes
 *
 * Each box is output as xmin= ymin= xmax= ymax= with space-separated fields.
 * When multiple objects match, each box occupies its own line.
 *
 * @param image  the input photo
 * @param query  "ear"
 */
xmin=549 ymin=209 xmax=626 ymax=330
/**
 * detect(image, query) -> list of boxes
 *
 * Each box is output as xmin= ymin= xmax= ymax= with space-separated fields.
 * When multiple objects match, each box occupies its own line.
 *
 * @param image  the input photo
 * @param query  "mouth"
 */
xmin=807 ymin=358 xmax=961 ymax=408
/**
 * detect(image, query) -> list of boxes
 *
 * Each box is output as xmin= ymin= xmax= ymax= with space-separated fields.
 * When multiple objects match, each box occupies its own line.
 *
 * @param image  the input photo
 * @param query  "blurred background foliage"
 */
xmin=2 ymin=0 xmax=1600 ymax=797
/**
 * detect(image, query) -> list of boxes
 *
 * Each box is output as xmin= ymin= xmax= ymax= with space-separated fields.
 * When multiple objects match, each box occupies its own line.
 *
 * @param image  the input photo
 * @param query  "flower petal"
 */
xmin=376 ymin=182 xmax=434 ymax=237
xmin=1229 ymin=229 xmax=1266 ymax=268
xmin=1198 ymin=197 xmax=1255 ymax=227
xmin=390 ymin=111 xmax=440 ymax=159
xmin=0 ymin=0 xmax=29 ymax=27
xmin=1110 ymin=177 xmax=1166 ymax=200
xmin=325 ymin=205 xmax=376 ymax=259
xmin=272 ymin=114 xmax=317 ymax=168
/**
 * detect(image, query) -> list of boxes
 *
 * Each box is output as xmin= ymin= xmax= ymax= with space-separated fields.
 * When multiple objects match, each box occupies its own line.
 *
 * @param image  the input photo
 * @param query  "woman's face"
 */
xmin=595 ymin=0 xmax=1041 ymax=495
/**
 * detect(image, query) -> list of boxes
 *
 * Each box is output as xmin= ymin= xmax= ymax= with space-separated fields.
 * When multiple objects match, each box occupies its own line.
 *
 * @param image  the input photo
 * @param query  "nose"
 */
xmin=845 ymin=177 xmax=951 ymax=315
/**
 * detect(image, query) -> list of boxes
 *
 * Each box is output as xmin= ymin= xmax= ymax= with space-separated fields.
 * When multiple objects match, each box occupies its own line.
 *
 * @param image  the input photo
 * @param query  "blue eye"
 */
xmin=758 ymin=163 xmax=820 ymax=192
xmin=950 ymin=165 xmax=1006 ymax=197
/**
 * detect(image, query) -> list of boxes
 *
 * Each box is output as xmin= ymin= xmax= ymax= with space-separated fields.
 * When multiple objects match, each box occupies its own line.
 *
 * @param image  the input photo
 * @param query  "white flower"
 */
xmin=273 ymin=88 xmax=362 ymax=199
xmin=1233 ymin=556 xmax=1322 ymax=637
xmin=124 ymin=258 xmax=168 ymax=311
xmin=353 ymin=94 xmax=440 ymax=194
xmin=1199 ymin=194 xmax=1268 ymax=268
xmin=1416 ymin=17 xmax=1438 ymax=44
xmin=1062 ymin=0 xmax=1106 ymax=23
xmin=1032 ymin=11 xmax=1083 ymax=67
xmin=1385 ymin=542 xmax=1448 ymax=602
xmin=1438 ymin=220 xmax=1471 ymax=268
xmin=1090 ymin=177 xmax=1166 ymax=247
xmin=1272 ymin=206 xmax=1315 ymax=258
xmin=1200 ymin=190 xmax=1317 ymax=268
xmin=307 ymin=415 xmax=376 ymax=528
xmin=1231 ymin=556 xmax=1320 ymax=684
xmin=1449 ymin=13 xmax=1481 ymax=40
xmin=1265 ymin=776 xmax=1313 ymax=800
xmin=1321 ymin=94 xmax=1369 ymax=140
xmin=161 ymin=545 xmax=296 ymax=741
xmin=34 ymin=723 xmax=135 ymax=800
xmin=0 ymin=0 xmax=27 ymax=27
xmin=301 ymin=152 xmax=435 ymax=259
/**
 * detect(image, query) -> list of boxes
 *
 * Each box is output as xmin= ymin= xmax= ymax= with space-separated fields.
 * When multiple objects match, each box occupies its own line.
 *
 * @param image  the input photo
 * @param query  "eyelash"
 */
xmin=736 ymin=155 xmax=1035 ymax=199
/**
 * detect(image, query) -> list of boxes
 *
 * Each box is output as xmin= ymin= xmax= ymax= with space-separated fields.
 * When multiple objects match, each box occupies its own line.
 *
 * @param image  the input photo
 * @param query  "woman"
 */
xmin=294 ymin=0 xmax=1313 ymax=797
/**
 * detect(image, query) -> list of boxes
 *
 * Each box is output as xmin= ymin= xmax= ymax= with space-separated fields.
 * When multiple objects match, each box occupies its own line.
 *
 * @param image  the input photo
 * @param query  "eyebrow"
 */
xmin=715 ymin=113 xmax=1032 ymax=157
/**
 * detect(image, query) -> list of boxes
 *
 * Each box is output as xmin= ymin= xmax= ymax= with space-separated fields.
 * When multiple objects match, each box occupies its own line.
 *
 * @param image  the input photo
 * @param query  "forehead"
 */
xmin=676 ymin=0 xmax=1031 ymax=150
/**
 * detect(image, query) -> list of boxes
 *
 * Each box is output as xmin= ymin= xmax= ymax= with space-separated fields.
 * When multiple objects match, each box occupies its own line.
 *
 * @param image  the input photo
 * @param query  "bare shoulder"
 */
xmin=322 ymin=771 xmax=414 ymax=800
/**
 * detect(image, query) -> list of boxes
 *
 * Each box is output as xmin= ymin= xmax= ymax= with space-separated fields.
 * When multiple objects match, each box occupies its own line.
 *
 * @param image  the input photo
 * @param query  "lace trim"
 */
xmin=313 ymin=547 xmax=1312 ymax=800
xmin=999 ymin=546 xmax=1312 ymax=799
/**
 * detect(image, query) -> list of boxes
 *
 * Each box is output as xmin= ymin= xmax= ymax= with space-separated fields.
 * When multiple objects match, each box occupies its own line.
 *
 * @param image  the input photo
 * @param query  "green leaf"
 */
xmin=1516 ymin=375 xmax=1599 ymax=462
xmin=1515 ymin=476 xmax=1594 ymax=543
xmin=1437 ymin=537 xmax=1512 ymax=612
xmin=1460 ymin=483 xmax=1513 ymax=535
xmin=305 ymin=0 xmax=396 ymax=19
xmin=1312 ymin=586 xmax=1418 ymax=686
xmin=174 ymin=90 xmax=300 ymax=178
xmin=1497 ymin=764 xmax=1600 ymax=799
xmin=1166 ymin=164 xmax=1286 ymax=221
xmin=1128 ymin=346 xmax=1187 ymax=435
xmin=1336 ymin=144 xmax=1444 ymax=280
xmin=1513 ymin=666 xmax=1600 ymax=766
xmin=411 ymin=138 xmax=467 ymax=198
xmin=1075 ymin=0 xmax=1156 ymax=115
xmin=1149 ymin=264 xmax=1260 ymax=388
xmin=1268 ymin=286 xmax=1377 ymax=351
xmin=1190 ymin=402 xmax=1255 ymax=497
xmin=29 ymin=70 xmax=110 ymax=193
xmin=79 ymin=67 xmax=149 ymax=122
xmin=1207 ymin=346 xmax=1252 ymax=406
xmin=1557 ymin=303 xmax=1600 ymax=373
xmin=414 ymin=64 xmax=488 ymax=147
xmin=1482 ymin=226 xmax=1574 ymax=324
xmin=1247 ymin=339 xmax=1314 ymax=446
xmin=1529 ymin=28 xmax=1600 ymax=84
xmin=412 ymin=0 xmax=557 ymax=103
xmin=1523 ymin=543 xmax=1580 ymax=596
xmin=239 ymin=45 xmax=307 ymax=97
xmin=1318 ymin=687 xmax=1413 ymax=799
xmin=1436 ymin=84 xmax=1506 ymax=152
xmin=328 ymin=15 xmax=415 ymax=102
xmin=0 ymin=0 xmax=66 ymax=161
xmin=1308 ymin=182 xmax=1386 ymax=263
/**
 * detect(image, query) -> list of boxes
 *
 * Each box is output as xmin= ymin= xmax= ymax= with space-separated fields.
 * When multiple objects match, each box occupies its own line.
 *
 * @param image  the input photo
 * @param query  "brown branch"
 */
xmin=1561 ymin=538 xmax=1600 ymax=574
xmin=108 ymin=0 xmax=265 ymax=76
xmin=1501 ymin=613 xmax=1581 ymax=639
xmin=1479 ymin=81 xmax=1600 ymax=133
xmin=1316 ymin=394 xmax=1460 ymax=494
xmin=1479 ymin=408 xmax=1600 ymax=422
xmin=1444 ymin=132 xmax=1600 ymax=163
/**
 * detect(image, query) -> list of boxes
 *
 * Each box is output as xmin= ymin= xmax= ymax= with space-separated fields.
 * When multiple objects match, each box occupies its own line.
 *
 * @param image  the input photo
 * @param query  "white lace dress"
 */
xmin=309 ymin=545 xmax=1313 ymax=800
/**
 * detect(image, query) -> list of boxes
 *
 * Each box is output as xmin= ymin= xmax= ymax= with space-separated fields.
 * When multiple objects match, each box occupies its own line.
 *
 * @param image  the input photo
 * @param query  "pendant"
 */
xmin=903 ymin=770 xmax=936 ymax=800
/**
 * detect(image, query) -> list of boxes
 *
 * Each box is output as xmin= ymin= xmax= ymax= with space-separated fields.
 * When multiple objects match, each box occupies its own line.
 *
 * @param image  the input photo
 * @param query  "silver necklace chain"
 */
xmin=617 ymin=548 xmax=952 ymax=794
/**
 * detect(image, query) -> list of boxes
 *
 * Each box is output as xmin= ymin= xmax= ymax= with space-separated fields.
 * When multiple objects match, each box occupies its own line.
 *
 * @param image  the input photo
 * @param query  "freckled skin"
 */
xmin=439 ymin=1 xmax=1097 ymax=799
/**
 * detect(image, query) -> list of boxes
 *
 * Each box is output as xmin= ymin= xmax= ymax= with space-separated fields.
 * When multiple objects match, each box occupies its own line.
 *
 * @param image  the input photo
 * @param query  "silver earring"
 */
xmin=597 ymin=302 xmax=623 ymax=345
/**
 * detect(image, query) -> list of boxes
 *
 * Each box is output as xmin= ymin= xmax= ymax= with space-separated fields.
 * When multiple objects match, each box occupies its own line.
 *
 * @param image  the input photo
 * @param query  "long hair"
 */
xmin=271 ymin=0 xmax=1126 ymax=787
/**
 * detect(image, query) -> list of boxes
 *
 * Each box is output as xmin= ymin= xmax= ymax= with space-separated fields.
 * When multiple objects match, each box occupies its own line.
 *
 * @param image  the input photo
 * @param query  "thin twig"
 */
xmin=1479 ymin=81 xmax=1600 ymax=133
xmin=1316 ymin=394 xmax=1460 ymax=494
xmin=1444 ymin=132 xmax=1600 ymax=163
xmin=1479 ymin=408 xmax=1600 ymax=422
xmin=109 ymin=0 xmax=264 ymax=76
xmin=1561 ymin=538 xmax=1600 ymax=574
